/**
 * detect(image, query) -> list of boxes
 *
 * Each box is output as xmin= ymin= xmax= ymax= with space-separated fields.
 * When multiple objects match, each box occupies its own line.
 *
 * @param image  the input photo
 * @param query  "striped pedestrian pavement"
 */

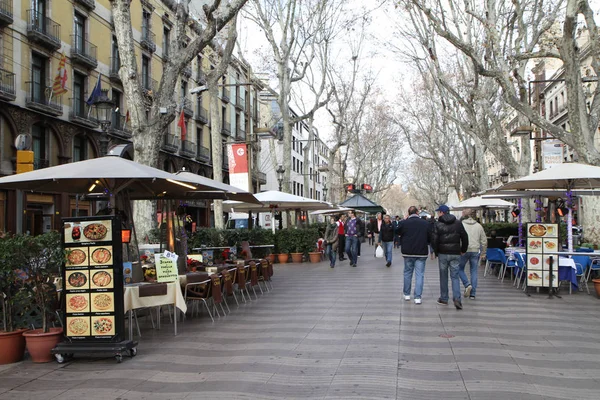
xmin=1 ymin=247 xmax=600 ymax=399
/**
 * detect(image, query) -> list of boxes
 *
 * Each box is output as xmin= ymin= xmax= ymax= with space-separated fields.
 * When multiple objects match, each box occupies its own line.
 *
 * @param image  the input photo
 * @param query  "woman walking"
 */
xmin=324 ymin=216 xmax=339 ymax=268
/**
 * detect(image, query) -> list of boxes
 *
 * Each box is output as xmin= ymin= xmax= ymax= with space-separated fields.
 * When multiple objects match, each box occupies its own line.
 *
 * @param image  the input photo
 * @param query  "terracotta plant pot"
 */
xmin=277 ymin=254 xmax=289 ymax=264
xmin=23 ymin=327 xmax=63 ymax=363
xmin=308 ymin=252 xmax=322 ymax=263
xmin=592 ymin=279 xmax=600 ymax=298
xmin=0 ymin=328 xmax=28 ymax=364
xmin=266 ymin=254 xmax=275 ymax=264
xmin=290 ymin=253 xmax=303 ymax=263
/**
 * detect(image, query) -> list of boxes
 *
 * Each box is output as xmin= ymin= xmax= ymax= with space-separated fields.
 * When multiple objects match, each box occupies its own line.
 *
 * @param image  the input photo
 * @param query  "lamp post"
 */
xmin=322 ymin=183 xmax=328 ymax=202
xmin=499 ymin=169 xmax=509 ymax=184
xmin=276 ymin=165 xmax=285 ymax=229
xmin=94 ymin=89 xmax=115 ymax=156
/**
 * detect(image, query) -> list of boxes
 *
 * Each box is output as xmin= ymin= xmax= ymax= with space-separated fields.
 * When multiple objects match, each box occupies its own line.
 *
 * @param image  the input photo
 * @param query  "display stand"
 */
xmin=524 ymin=223 xmax=561 ymax=298
xmin=52 ymin=216 xmax=137 ymax=363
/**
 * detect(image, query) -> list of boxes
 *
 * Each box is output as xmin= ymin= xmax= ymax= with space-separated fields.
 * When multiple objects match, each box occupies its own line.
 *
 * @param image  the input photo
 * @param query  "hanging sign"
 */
xmin=228 ymin=143 xmax=250 ymax=191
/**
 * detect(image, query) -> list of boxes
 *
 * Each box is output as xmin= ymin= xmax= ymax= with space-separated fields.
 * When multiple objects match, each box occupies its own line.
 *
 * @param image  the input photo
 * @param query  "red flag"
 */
xmin=177 ymin=109 xmax=186 ymax=141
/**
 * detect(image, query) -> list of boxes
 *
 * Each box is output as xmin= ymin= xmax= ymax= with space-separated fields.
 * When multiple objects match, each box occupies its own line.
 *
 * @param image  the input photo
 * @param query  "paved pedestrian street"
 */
xmin=1 ymin=249 xmax=600 ymax=400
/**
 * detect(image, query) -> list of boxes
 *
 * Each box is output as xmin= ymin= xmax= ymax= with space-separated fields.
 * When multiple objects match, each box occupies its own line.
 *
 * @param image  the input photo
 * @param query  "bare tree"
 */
xmin=244 ymin=0 xmax=341 ymax=191
xmin=404 ymin=0 xmax=600 ymax=165
xmin=110 ymin=0 xmax=247 ymax=234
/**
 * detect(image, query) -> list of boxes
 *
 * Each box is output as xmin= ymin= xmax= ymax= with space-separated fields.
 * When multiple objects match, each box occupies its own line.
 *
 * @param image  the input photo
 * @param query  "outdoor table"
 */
xmin=191 ymin=246 xmax=231 ymax=252
xmin=124 ymin=281 xmax=186 ymax=336
xmin=515 ymin=250 xmax=579 ymax=290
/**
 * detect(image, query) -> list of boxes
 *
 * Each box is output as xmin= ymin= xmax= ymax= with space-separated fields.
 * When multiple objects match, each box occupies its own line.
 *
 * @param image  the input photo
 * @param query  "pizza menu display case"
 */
xmin=52 ymin=216 xmax=136 ymax=363
xmin=526 ymin=223 xmax=559 ymax=289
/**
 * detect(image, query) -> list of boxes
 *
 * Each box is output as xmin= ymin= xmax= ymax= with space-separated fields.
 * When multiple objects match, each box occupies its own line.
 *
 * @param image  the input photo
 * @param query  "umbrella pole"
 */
xmin=566 ymin=189 xmax=574 ymax=252
xmin=271 ymin=210 xmax=275 ymax=234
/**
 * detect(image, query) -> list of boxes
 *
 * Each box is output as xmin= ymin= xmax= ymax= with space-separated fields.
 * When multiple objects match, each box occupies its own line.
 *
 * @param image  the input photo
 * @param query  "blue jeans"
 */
xmin=438 ymin=254 xmax=462 ymax=302
xmin=403 ymin=257 xmax=427 ymax=298
xmin=382 ymin=241 xmax=393 ymax=263
xmin=458 ymin=252 xmax=480 ymax=296
xmin=326 ymin=244 xmax=336 ymax=267
xmin=345 ymin=236 xmax=358 ymax=265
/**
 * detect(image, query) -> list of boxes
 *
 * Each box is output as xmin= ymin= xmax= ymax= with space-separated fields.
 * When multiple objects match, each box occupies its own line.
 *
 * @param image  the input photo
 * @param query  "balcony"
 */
xmin=196 ymin=71 xmax=206 ymax=85
xmin=25 ymin=81 xmax=63 ymax=116
xmin=69 ymin=98 xmax=98 ymax=129
xmin=33 ymin=158 xmax=49 ymax=170
xmin=0 ymin=0 xmax=13 ymax=26
xmin=26 ymin=10 xmax=61 ymax=51
xmin=142 ymin=77 xmax=157 ymax=98
xmin=194 ymin=105 xmax=209 ymax=124
xmin=182 ymin=65 xmax=192 ymax=79
xmin=196 ymin=145 xmax=210 ymax=163
xmin=221 ymin=121 xmax=231 ymax=135
xmin=253 ymin=170 xmax=267 ymax=184
xmin=0 ymin=69 xmax=16 ymax=101
xmin=221 ymin=88 xmax=230 ymax=103
xmin=161 ymin=133 xmax=180 ymax=153
xmin=108 ymin=113 xmax=132 ymax=139
xmin=109 ymin=56 xmax=121 ymax=83
xmin=141 ymin=25 xmax=156 ymax=53
xmin=236 ymin=128 xmax=246 ymax=141
xmin=180 ymin=140 xmax=196 ymax=158
xmin=235 ymin=96 xmax=245 ymax=111
xmin=71 ymin=35 xmax=98 ymax=69
xmin=182 ymin=97 xmax=193 ymax=118
xmin=74 ymin=0 xmax=95 ymax=10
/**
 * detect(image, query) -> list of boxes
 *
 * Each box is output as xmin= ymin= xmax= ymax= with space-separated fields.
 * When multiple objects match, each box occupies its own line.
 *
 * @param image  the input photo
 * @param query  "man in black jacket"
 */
xmin=397 ymin=207 xmax=431 ymax=304
xmin=431 ymin=205 xmax=469 ymax=310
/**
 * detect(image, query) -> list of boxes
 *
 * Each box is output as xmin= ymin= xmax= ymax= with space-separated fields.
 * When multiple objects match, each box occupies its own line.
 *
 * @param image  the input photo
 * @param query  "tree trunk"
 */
xmin=209 ymin=85 xmax=224 ymax=229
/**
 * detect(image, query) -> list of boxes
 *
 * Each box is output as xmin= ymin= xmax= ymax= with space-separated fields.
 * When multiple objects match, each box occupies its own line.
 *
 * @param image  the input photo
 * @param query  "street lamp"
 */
xmin=322 ymin=183 xmax=328 ymax=202
xmin=276 ymin=164 xmax=285 ymax=191
xmin=500 ymin=169 xmax=509 ymax=184
xmin=94 ymin=89 xmax=115 ymax=156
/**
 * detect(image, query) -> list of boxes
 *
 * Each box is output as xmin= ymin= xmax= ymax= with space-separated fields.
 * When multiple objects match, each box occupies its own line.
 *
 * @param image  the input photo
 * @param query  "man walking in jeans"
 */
xmin=344 ymin=210 xmax=359 ymax=267
xmin=397 ymin=206 xmax=431 ymax=304
xmin=459 ymin=209 xmax=487 ymax=299
xmin=431 ymin=205 xmax=469 ymax=310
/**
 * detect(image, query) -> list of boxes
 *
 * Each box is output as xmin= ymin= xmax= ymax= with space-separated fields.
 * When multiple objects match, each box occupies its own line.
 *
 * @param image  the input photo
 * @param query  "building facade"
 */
xmin=0 ymin=0 xmax=263 ymax=234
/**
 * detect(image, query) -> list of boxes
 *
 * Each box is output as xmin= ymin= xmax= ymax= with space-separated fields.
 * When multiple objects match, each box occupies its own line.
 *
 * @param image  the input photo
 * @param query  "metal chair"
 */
xmin=513 ymin=252 xmax=526 ymax=288
xmin=572 ymin=255 xmax=591 ymax=294
xmin=584 ymin=257 xmax=600 ymax=284
xmin=184 ymin=273 xmax=214 ymax=322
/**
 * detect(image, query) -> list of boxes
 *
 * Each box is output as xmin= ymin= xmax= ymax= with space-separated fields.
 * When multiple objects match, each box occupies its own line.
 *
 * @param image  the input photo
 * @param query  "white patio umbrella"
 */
xmin=310 ymin=207 xmax=354 ymax=215
xmin=499 ymin=162 xmax=600 ymax=251
xmin=451 ymin=196 xmax=514 ymax=210
xmin=224 ymin=190 xmax=332 ymax=233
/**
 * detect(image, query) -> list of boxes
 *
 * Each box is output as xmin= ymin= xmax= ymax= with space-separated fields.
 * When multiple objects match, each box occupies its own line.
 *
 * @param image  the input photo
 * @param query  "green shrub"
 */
xmin=481 ymin=223 xmax=519 ymax=237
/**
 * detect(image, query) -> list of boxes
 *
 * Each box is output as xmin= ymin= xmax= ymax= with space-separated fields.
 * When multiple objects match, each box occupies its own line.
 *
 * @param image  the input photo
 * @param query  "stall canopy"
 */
xmin=174 ymin=170 xmax=260 ymax=204
xmin=500 ymin=162 xmax=600 ymax=190
xmin=0 ymin=157 xmax=258 ymax=203
xmin=339 ymin=193 xmax=385 ymax=214
xmin=451 ymin=196 xmax=514 ymax=210
xmin=223 ymin=190 xmax=330 ymax=212
xmin=310 ymin=207 xmax=355 ymax=215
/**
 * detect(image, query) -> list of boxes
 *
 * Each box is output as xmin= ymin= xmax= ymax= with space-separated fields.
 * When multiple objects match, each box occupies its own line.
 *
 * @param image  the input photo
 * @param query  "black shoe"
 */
xmin=352 ymin=263 xmax=357 ymax=267
xmin=436 ymin=299 xmax=448 ymax=306
xmin=330 ymin=264 xmax=334 ymax=268
xmin=386 ymin=261 xmax=391 ymax=267
xmin=454 ymin=299 xmax=463 ymax=310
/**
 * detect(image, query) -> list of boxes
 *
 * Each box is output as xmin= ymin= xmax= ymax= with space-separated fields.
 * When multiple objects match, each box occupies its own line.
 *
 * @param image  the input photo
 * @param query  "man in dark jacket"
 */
xmin=431 ymin=205 xmax=469 ymax=310
xmin=377 ymin=214 xmax=396 ymax=267
xmin=397 ymin=206 xmax=431 ymax=304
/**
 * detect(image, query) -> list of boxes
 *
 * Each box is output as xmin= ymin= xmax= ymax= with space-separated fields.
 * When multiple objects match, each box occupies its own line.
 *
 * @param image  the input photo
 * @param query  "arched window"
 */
xmin=73 ymin=135 xmax=87 ymax=162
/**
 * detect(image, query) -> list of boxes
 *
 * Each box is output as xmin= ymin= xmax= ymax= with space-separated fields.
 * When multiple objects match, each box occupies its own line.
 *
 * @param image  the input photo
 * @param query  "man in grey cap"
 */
xmin=431 ymin=205 xmax=469 ymax=310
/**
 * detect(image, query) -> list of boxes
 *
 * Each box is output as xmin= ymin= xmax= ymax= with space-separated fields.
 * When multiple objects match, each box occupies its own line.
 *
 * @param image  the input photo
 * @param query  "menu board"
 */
xmin=526 ymin=223 xmax=559 ymax=288
xmin=62 ymin=217 xmax=124 ymax=342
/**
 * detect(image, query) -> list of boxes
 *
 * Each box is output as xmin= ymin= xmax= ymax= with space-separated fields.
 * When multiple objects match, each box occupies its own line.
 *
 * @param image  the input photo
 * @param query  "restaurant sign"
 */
xmin=526 ymin=223 xmax=559 ymax=288
xmin=542 ymin=140 xmax=563 ymax=170
xmin=155 ymin=251 xmax=179 ymax=282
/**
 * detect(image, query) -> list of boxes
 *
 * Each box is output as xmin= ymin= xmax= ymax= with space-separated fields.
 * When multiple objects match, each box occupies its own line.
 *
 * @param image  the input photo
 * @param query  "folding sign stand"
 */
xmin=524 ymin=223 xmax=561 ymax=299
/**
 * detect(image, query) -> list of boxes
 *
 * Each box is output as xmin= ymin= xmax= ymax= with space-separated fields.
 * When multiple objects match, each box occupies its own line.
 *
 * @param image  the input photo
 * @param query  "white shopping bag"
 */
xmin=375 ymin=245 xmax=384 ymax=258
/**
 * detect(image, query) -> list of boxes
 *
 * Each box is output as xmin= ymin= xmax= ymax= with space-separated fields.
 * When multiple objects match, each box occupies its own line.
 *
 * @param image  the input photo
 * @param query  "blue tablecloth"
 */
xmin=558 ymin=265 xmax=577 ymax=290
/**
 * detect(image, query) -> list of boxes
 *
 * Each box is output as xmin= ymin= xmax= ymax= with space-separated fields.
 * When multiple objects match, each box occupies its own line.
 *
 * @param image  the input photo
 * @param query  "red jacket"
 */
xmin=337 ymin=220 xmax=345 ymax=235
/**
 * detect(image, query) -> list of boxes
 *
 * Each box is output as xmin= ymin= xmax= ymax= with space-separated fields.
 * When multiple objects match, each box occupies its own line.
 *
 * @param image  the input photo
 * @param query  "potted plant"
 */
xmin=289 ymin=230 xmax=304 ymax=263
xmin=592 ymin=278 xmax=600 ymax=298
xmin=275 ymin=229 xmax=290 ymax=264
xmin=20 ymin=232 xmax=64 ymax=363
xmin=0 ymin=234 xmax=31 ymax=364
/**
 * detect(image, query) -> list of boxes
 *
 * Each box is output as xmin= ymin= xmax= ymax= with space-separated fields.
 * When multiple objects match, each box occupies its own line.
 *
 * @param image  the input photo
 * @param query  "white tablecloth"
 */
xmin=515 ymin=251 xmax=576 ymax=270
xmin=124 ymin=281 xmax=187 ymax=314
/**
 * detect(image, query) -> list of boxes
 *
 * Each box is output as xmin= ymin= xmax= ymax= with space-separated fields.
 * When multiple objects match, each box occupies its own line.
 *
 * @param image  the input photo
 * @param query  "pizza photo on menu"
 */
xmin=91 ymin=293 xmax=114 ymax=312
xmin=66 ymin=270 xmax=89 ymax=290
xmin=89 ymin=246 xmax=112 ymax=265
xmin=83 ymin=223 xmax=109 ymax=241
xmin=66 ymin=293 xmax=89 ymax=313
xmin=91 ymin=270 xmax=113 ymax=289
xmin=66 ymin=248 xmax=88 ymax=266
xmin=67 ymin=317 xmax=90 ymax=336
xmin=91 ymin=316 xmax=115 ymax=336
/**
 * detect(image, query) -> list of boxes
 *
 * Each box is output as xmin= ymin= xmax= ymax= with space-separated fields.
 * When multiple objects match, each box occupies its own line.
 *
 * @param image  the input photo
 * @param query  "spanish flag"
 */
xmin=52 ymin=53 xmax=68 ymax=96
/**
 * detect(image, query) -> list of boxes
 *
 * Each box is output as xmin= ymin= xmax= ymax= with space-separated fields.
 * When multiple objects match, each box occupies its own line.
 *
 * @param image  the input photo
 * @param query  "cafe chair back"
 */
xmin=236 ymin=265 xmax=251 ymax=303
xmin=247 ymin=261 xmax=261 ymax=299
xmin=572 ymin=255 xmax=591 ymax=294
xmin=184 ymin=273 xmax=214 ymax=322
xmin=210 ymin=274 xmax=226 ymax=317
xmin=484 ymin=248 xmax=506 ymax=278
